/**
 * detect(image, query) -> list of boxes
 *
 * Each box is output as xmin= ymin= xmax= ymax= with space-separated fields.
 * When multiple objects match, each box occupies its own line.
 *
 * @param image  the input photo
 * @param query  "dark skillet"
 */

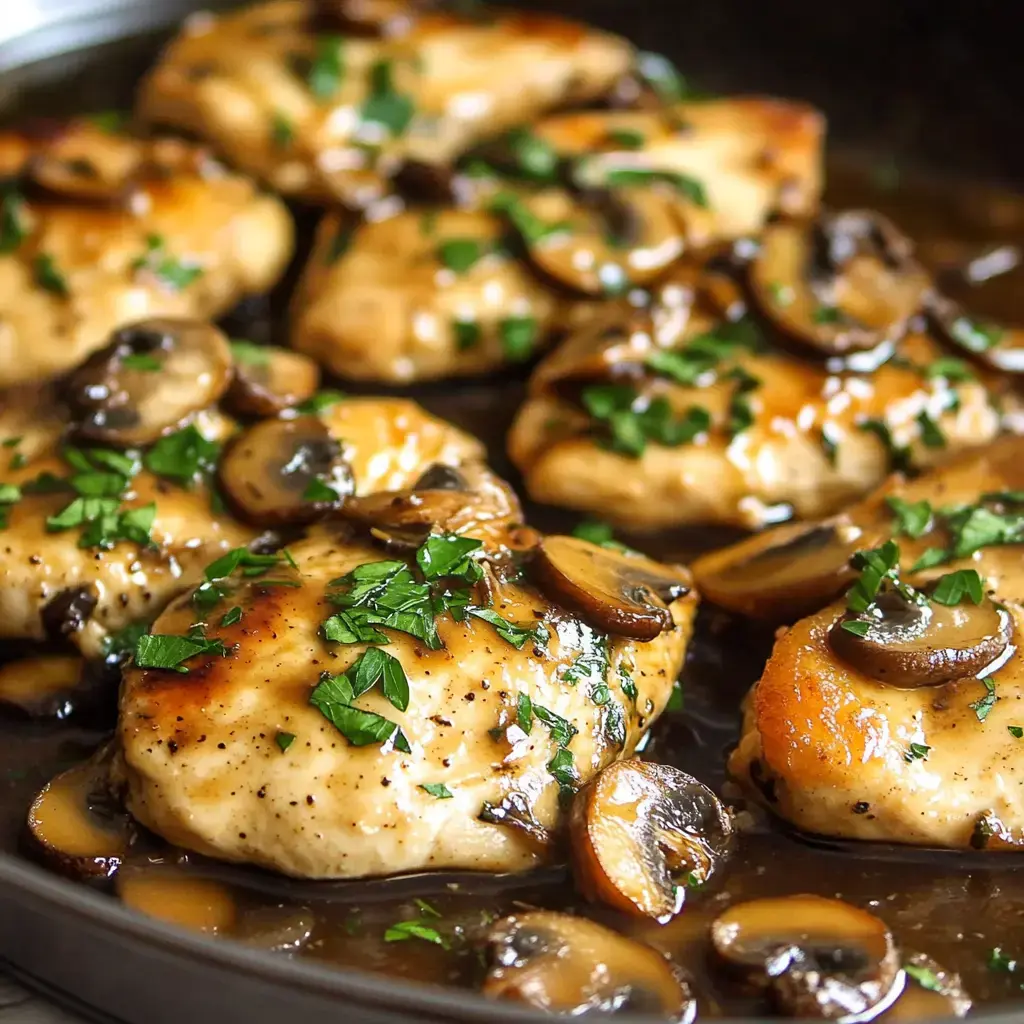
xmin=0 ymin=2 xmax=1022 ymax=1023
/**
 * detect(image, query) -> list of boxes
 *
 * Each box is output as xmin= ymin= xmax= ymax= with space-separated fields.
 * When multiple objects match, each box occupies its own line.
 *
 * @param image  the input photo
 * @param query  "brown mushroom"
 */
xmin=0 ymin=655 xmax=82 ymax=719
xmin=829 ymin=582 xmax=1013 ymax=687
xmin=224 ymin=343 xmax=321 ymax=417
xmin=482 ymin=911 xmax=696 ymax=1021
xmin=26 ymin=751 xmax=134 ymax=879
xmin=339 ymin=489 xmax=478 ymax=548
xmin=531 ymin=535 xmax=690 ymax=640
xmin=888 ymin=953 xmax=970 ymax=1020
xmin=711 ymin=895 xmax=902 ymax=1021
xmin=218 ymin=416 xmax=354 ymax=527
xmin=412 ymin=463 xmax=469 ymax=491
xmin=749 ymin=211 xmax=930 ymax=358
xmin=692 ymin=516 xmax=881 ymax=621
xmin=312 ymin=0 xmax=436 ymax=36
xmin=63 ymin=319 xmax=233 ymax=447
xmin=524 ymin=188 xmax=686 ymax=297
xmin=28 ymin=152 xmax=133 ymax=206
xmin=570 ymin=760 xmax=733 ymax=921
xmin=117 ymin=869 xmax=237 ymax=935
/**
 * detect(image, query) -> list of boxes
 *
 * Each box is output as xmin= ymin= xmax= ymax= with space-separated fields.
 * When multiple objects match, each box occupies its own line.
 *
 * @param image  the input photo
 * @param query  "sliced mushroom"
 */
xmin=218 ymin=416 xmax=354 ymax=527
xmin=525 ymin=189 xmax=686 ymax=297
xmin=412 ymin=463 xmax=469 ymax=491
xmin=28 ymin=153 xmax=133 ymax=206
xmin=312 ymin=0 xmax=436 ymax=35
xmin=927 ymin=292 xmax=1024 ymax=374
xmin=711 ymin=895 xmax=902 ymax=1021
xmin=570 ymin=760 xmax=733 ymax=921
xmin=26 ymin=752 xmax=133 ymax=879
xmin=829 ymin=583 xmax=1013 ymax=687
xmin=117 ymin=869 xmax=237 ymax=935
xmin=692 ymin=517 xmax=881 ymax=621
xmin=750 ymin=211 xmax=930 ymax=358
xmin=339 ymin=489 xmax=477 ymax=548
xmin=482 ymin=911 xmax=696 ymax=1021
xmin=0 ymin=655 xmax=82 ymax=719
xmin=63 ymin=319 xmax=233 ymax=447
xmin=531 ymin=535 xmax=690 ymax=640
xmin=225 ymin=344 xmax=320 ymax=417
xmin=41 ymin=585 xmax=98 ymax=641
xmin=478 ymin=792 xmax=554 ymax=854
xmin=887 ymin=953 xmax=970 ymax=1020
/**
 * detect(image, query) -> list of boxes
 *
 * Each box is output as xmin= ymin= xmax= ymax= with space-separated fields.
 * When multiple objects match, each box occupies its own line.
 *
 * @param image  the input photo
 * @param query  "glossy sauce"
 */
xmin=3 ymin=37 xmax=1024 ymax=1020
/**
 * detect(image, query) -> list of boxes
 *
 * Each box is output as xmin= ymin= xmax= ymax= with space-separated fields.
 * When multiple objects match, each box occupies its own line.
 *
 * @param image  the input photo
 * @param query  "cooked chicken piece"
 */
xmin=0 ymin=392 xmax=484 ymax=657
xmin=527 ymin=98 xmax=824 ymax=240
xmin=729 ymin=435 xmax=1024 ymax=848
xmin=0 ymin=121 xmax=293 ymax=388
xmin=508 ymin=307 xmax=1007 ymax=532
xmin=117 ymin=525 xmax=696 ymax=878
xmin=291 ymin=208 xmax=560 ymax=381
xmin=136 ymin=0 xmax=633 ymax=207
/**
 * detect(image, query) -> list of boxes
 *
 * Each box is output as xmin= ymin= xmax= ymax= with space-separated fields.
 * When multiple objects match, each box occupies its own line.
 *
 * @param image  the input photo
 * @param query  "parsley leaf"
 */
xmin=499 ymin=316 xmax=539 ymax=362
xmin=135 ymin=631 xmax=230 ymax=672
xmin=467 ymin=607 xmax=545 ymax=649
xmin=930 ymin=568 xmax=984 ymax=606
xmin=307 ymin=34 xmax=345 ymax=99
xmin=904 ymin=742 xmax=931 ymax=762
xmin=1009 ymin=726 xmax=1023 ymax=739
xmin=904 ymin=963 xmax=943 ymax=992
xmin=517 ymin=692 xmax=533 ymax=734
xmin=310 ymin=689 xmax=411 ymax=752
xmin=419 ymin=782 xmax=453 ymax=799
xmin=275 ymin=731 xmax=295 ymax=752
xmin=969 ymin=678 xmax=998 ymax=723
xmin=532 ymin=704 xmax=577 ymax=747
xmin=361 ymin=60 xmax=414 ymax=138
xmin=635 ymin=51 xmax=693 ymax=103
xmin=229 ymin=340 xmax=271 ymax=366
xmin=34 ymin=253 xmax=69 ymax=297
xmin=0 ymin=185 xmax=28 ymax=253
xmin=437 ymin=237 xmax=487 ymax=274
xmin=144 ymin=425 xmax=220 ymax=487
xmin=416 ymin=534 xmax=482 ymax=580
xmin=453 ymin=318 xmax=480 ymax=350
xmin=384 ymin=920 xmax=447 ymax=947
xmin=925 ymin=357 xmax=974 ymax=382
xmin=886 ymin=497 xmax=933 ymax=539
xmin=132 ymin=234 xmax=203 ymax=291
xmin=294 ymin=389 xmax=346 ymax=414
xmin=547 ymin=746 xmax=578 ymax=796
xmin=581 ymin=384 xmax=710 ymax=457
xmin=220 ymin=606 xmax=243 ymax=627
xmin=271 ymin=111 xmax=294 ymax=149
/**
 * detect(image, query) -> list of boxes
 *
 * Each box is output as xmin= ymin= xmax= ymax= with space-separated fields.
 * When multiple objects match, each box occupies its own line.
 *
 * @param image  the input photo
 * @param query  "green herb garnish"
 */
xmin=275 ymin=731 xmax=295 ymax=752
xmin=144 ymin=424 xmax=220 ymax=487
xmin=307 ymin=34 xmax=345 ymax=99
xmin=498 ymin=316 xmax=538 ymax=361
xmin=360 ymin=60 xmax=414 ymax=137
xmin=132 ymin=234 xmax=203 ymax=291
xmin=134 ymin=628 xmax=231 ymax=672
xmin=33 ymin=253 xmax=69 ymax=297
xmin=904 ymin=742 xmax=931 ymax=762
xmin=437 ymin=237 xmax=486 ymax=274
xmin=419 ymin=783 xmax=453 ymax=799
xmin=969 ymin=678 xmax=998 ymax=723
xmin=886 ymin=496 xmax=933 ymax=539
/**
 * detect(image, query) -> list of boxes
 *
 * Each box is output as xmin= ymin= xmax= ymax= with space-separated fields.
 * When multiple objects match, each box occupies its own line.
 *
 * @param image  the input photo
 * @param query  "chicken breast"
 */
xmin=0 ymin=391 xmax=484 ymax=658
xmin=508 ymin=288 xmax=1008 ymax=531
xmin=136 ymin=0 xmax=633 ymax=207
xmin=288 ymin=96 xmax=823 ymax=383
xmin=0 ymin=121 xmax=293 ymax=388
xmin=291 ymin=208 xmax=561 ymax=382
xmin=729 ymin=435 xmax=1024 ymax=848
xmin=117 ymin=525 xmax=696 ymax=878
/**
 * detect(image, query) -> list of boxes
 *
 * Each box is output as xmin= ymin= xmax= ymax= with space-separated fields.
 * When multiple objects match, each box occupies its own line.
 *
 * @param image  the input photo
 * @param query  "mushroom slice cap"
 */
xmin=531 ymin=535 xmax=690 ymax=640
xmin=829 ymin=585 xmax=1013 ymax=687
xmin=570 ymin=760 xmax=733 ymax=921
xmin=28 ymin=151 xmax=134 ymax=206
xmin=750 ymin=211 xmax=930 ymax=357
xmin=692 ymin=517 xmax=876 ymax=621
xmin=525 ymin=188 xmax=686 ymax=297
xmin=27 ymin=752 xmax=133 ymax=879
xmin=225 ymin=345 xmax=321 ymax=417
xmin=63 ymin=319 xmax=233 ymax=447
xmin=217 ymin=416 xmax=354 ymax=528
xmin=482 ymin=911 xmax=696 ymax=1021
xmin=117 ymin=869 xmax=237 ymax=935
xmin=0 ymin=655 xmax=83 ymax=719
xmin=711 ymin=895 xmax=901 ymax=1022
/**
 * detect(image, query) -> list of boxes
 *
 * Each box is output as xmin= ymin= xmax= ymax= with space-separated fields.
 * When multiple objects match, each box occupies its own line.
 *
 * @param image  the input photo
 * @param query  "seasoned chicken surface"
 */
xmin=0 ymin=390 xmax=483 ymax=657
xmin=508 ymin=312 xmax=1006 ymax=532
xmin=288 ymin=96 xmax=823 ymax=382
xmin=729 ymin=435 xmax=1024 ymax=848
xmin=118 ymin=524 xmax=696 ymax=878
xmin=291 ymin=208 xmax=560 ymax=381
xmin=0 ymin=123 xmax=293 ymax=388
xmin=136 ymin=0 xmax=633 ymax=206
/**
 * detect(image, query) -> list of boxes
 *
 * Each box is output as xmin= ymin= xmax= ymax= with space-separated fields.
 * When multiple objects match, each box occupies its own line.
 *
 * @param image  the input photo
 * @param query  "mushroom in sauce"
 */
xmin=482 ymin=911 xmax=696 ymax=1021
xmin=570 ymin=759 xmax=733 ymax=921
xmin=217 ymin=415 xmax=354 ymax=527
xmin=692 ymin=516 xmax=882 ymax=621
xmin=531 ymin=535 xmax=690 ymax=640
xmin=711 ymin=895 xmax=903 ymax=1021
xmin=63 ymin=318 xmax=233 ymax=447
xmin=0 ymin=655 xmax=82 ymax=719
xmin=829 ymin=579 xmax=1013 ymax=687
xmin=224 ymin=343 xmax=320 ymax=418
xmin=749 ymin=210 xmax=930 ymax=359
xmin=26 ymin=751 xmax=134 ymax=880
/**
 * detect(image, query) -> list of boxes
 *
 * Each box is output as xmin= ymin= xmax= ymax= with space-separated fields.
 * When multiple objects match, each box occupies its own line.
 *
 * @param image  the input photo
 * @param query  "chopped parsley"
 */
xmin=144 ymin=425 xmax=220 ymax=487
xmin=949 ymin=316 xmax=1003 ymax=353
xmin=517 ymin=692 xmax=533 ymax=734
xmin=453 ymin=318 xmax=480 ymax=350
xmin=1008 ymin=726 xmax=1023 ymax=739
xmin=302 ymin=477 xmax=340 ymax=503
xmin=903 ymin=963 xmax=943 ymax=992
xmin=930 ymin=568 xmax=984 ymax=606
xmin=571 ymin=519 xmax=631 ymax=552
xmin=916 ymin=411 xmax=946 ymax=449
xmin=857 ymin=418 xmax=911 ymax=472
xmin=193 ymin=547 xmax=292 ymax=610
xmin=813 ymin=304 xmax=842 ymax=324
xmin=419 ymin=783 xmax=453 ymax=799
xmin=591 ymin=166 xmax=708 ymax=208
xmin=132 ymin=234 xmax=203 ymax=291
xmin=230 ymin=340 xmax=271 ymax=366
xmin=294 ymin=389 xmax=345 ymax=414
xmin=309 ymin=669 xmax=411 ymax=753
xmin=0 ymin=483 xmax=21 ymax=530
xmin=121 ymin=352 xmax=162 ymax=371
xmin=635 ymin=51 xmax=693 ymax=103
xmin=726 ymin=367 xmax=760 ymax=437
xmin=384 ymin=920 xmax=447 ymax=948
xmin=643 ymin=319 xmax=761 ymax=386
xmin=307 ymin=34 xmax=345 ymax=99
xmin=488 ymin=191 xmax=571 ymax=245
xmin=666 ymin=681 xmax=684 ymax=712
xmin=504 ymin=127 xmax=560 ymax=182
xmin=547 ymin=746 xmax=578 ymax=797
xmin=220 ymin=606 xmax=243 ymax=627
xmin=437 ymin=237 xmax=487 ymax=274
xmin=582 ymin=384 xmax=710 ymax=457
xmin=498 ymin=316 xmax=538 ymax=361
xmin=33 ymin=253 xmax=69 ymax=297
xmin=840 ymin=620 xmax=871 ymax=638
xmin=271 ymin=111 xmax=294 ymax=149
xmin=886 ymin=497 xmax=933 ymax=539
xmin=101 ymin=620 xmax=151 ymax=661
xmin=904 ymin=742 xmax=931 ymax=762
xmin=275 ymin=731 xmax=295 ymax=752
xmin=606 ymin=128 xmax=645 ymax=150
xmin=989 ymin=947 xmax=1018 ymax=973
xmin=324 ymin=223 xmax=354 ymax=265
xmin=926 ymin=357 xmax=975 ymax=382
xmin=969 ymin=678 xmax=998 ymax=723
xmin=134 ymin=627 xmax=231 ymax=672
xmin=0 ymin=185 xmax=28 ymax=253
xmin=360 ymin=60 xmax=414 ymax=138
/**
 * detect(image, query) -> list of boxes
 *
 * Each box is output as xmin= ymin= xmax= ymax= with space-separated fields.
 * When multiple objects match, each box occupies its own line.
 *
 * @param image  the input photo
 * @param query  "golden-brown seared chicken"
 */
xmin=0 ymin=122 xmax=293 ymax=388
xmin=507 ymin=244 xmax=1009 ymax=531
xmin=291 ymin=208 xmax=560 ymax=381
xmin=117 ymin=520 xmax=696 ymax=878
xmin=136 ymin=0 xmax=633 ymax=207
xmin=0 ymin=384 xmax=486 ymax=658
xmin=726 ymin=435 xmax=1024 ymax=848
xmin=288 ymin=97 xmax=823 ymax=382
